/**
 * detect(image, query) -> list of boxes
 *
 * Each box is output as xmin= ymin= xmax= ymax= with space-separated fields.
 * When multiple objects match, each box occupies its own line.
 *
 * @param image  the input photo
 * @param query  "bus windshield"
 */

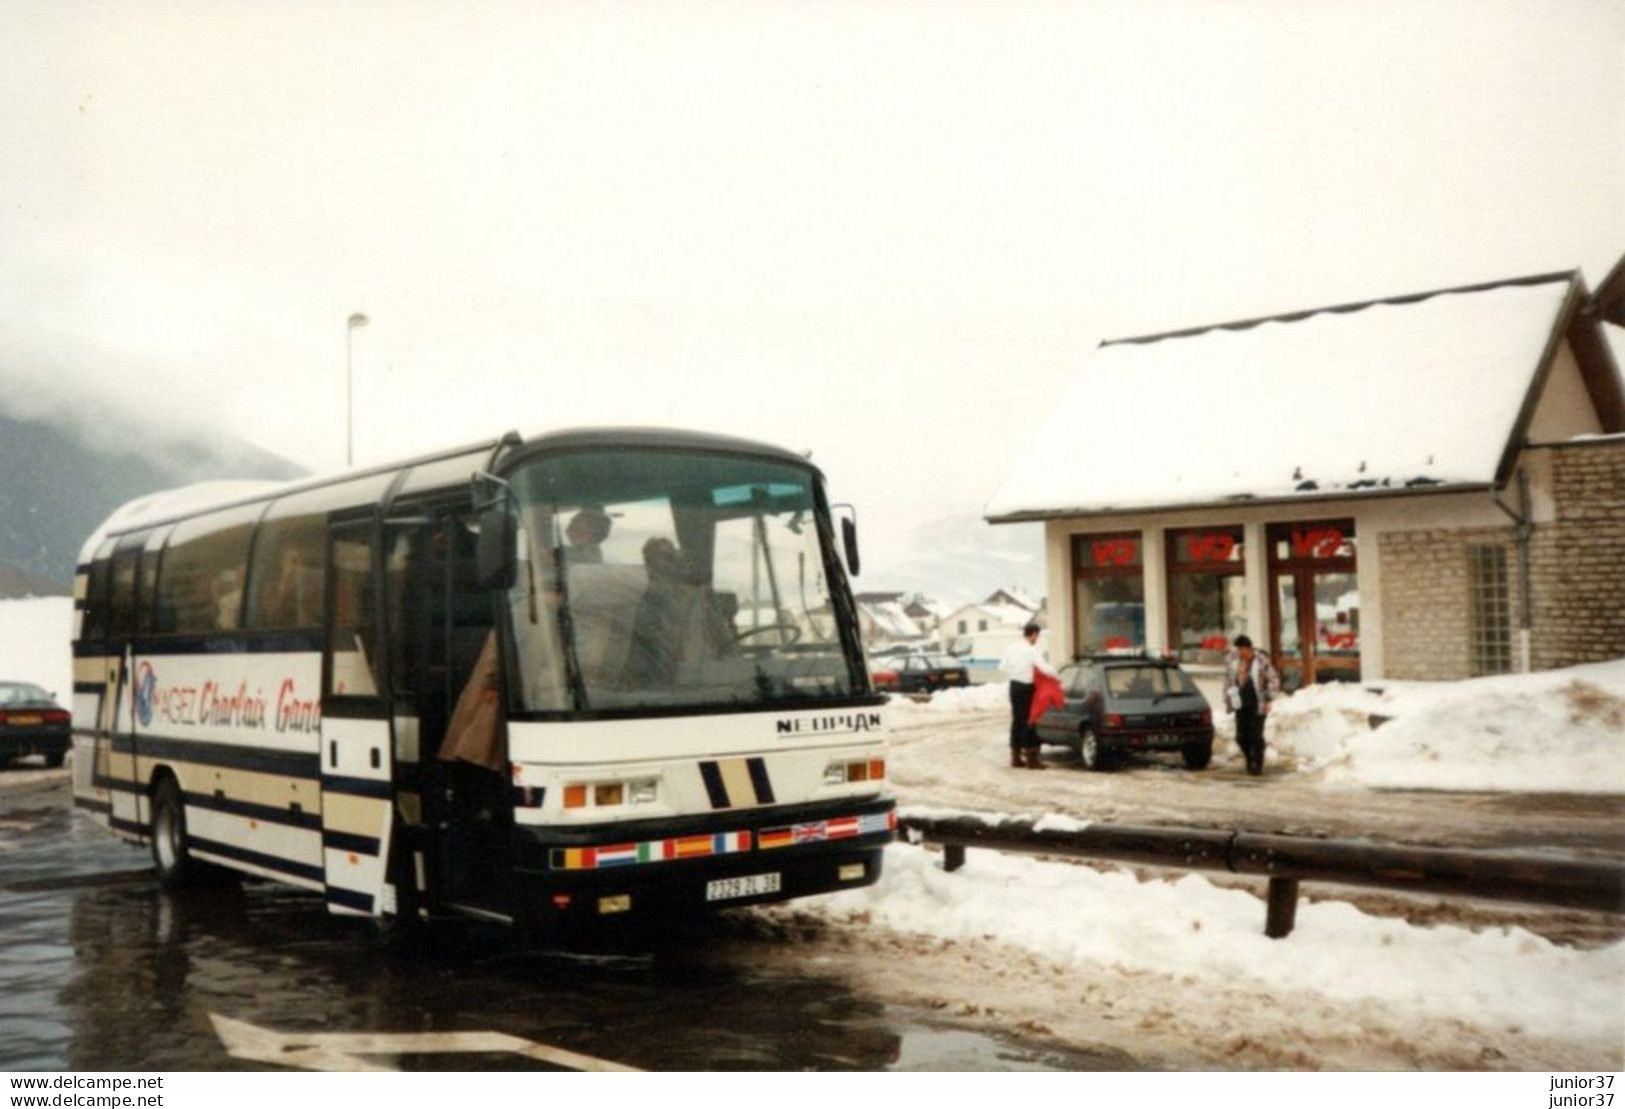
xmin=505 ymin=449 xmax=862 ymax=713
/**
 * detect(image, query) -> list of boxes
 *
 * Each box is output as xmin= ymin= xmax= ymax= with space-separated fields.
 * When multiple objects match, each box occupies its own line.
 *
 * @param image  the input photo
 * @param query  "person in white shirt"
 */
xmin=999 ymin=622 xmax=1059 ymax=770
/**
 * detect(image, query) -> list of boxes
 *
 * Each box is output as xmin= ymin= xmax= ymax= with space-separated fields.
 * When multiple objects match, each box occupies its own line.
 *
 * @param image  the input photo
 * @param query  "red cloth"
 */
xmin=1028 ymin=669 xmax=1066 ymax=724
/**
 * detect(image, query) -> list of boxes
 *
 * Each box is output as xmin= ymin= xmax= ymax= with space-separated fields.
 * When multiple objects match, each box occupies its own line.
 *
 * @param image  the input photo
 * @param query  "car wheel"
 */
xmin=44 ymin=751 xmax=66 ymax=769
xmin=1182 ymin=739 xmax=1213 ymax=770
xmin=1079 ymin=728 xmax=1109 ymax=772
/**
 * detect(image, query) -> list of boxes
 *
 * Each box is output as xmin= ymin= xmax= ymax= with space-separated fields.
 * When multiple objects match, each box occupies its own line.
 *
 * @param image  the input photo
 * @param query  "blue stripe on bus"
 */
xmin=183 ymin=789 xmax=323 ymax=832
xmin=323 ymin=886 xmax=375 ymax=913
xmin=73 ymin=796 xmax=112 ymax=816
xmin=72 ymin=631 xmax=325 ymax=657
xmin=112 ymin=734 xmax=321 ymax=779
xmin=322 ymin=830 xmax=382 ymax=856
xmin=321 ymin=775 xmax=394 ymax=800
xmin=190 ymin=835 xmax=325 ymax=884
xmin=746 ymin=756 xmax=775 ymax=804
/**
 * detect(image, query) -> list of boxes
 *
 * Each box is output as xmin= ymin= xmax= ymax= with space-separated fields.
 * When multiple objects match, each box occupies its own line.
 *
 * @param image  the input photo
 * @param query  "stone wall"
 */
xmin=1379 ymin=526 xmax=1520 ymax=680
xmin=1530 ymin=439 xmax=1625 ymax=669
xmin=1379 ymin=439 xmax=1625 ymax=679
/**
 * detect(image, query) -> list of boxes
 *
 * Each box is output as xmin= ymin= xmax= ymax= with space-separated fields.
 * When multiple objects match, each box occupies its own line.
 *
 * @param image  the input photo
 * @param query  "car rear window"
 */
xmin=0 ymin=682 xmax=50 ymax=705
xmin=1104 ymin=666 xmax=1195 ymax=698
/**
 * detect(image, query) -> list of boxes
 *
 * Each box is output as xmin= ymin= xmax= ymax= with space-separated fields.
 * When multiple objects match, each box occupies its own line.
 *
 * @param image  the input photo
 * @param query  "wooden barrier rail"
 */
xmin=897 ymin=813 xmax=1625 ymax=938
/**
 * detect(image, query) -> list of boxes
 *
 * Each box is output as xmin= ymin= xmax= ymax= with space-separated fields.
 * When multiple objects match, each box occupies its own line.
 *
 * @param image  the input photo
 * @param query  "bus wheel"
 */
xmin=44 ymin=751 xmax=66 ymax=769
xmin=151 ymin=776 xmax=200 ymax=888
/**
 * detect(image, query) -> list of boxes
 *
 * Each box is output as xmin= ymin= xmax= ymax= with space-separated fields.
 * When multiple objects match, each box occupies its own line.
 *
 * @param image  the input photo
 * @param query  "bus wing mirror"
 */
xmin=475 ymin=508 xmax=517 ymax=591
xmin=841 ymin=515 xmax=860 ymax=578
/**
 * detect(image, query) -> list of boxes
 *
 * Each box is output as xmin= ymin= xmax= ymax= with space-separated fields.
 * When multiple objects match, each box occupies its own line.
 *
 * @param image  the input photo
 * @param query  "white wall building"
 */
xmin=987 ymin=267 xmax=1625 ymax=689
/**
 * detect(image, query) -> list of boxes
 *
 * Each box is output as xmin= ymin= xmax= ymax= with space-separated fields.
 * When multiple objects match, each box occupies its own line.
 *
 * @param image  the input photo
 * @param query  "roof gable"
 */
xmin=988 ymin=273 xmax=1595 ymax=521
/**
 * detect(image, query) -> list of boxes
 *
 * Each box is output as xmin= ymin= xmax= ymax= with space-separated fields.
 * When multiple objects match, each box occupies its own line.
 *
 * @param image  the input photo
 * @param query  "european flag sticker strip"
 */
xmin=550 ymin=829 xmax=753 ymax=871
xmin=547 ymin=810 xmax=895 ymax=870
xmin=757 ymin=810 xmax=895 ymax=850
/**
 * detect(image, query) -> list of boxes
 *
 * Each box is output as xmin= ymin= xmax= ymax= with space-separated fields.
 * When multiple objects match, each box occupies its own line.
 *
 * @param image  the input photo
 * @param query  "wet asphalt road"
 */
xmin=0 ymin=769 xmax=1128 ymax=1072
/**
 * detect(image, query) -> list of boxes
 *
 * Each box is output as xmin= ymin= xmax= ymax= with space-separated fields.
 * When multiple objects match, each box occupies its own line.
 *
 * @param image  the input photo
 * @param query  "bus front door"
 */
xmin=384 ymin=510 xmax=507 ymax=919
xmin=319 ymin=516 xmax=397 ymax=918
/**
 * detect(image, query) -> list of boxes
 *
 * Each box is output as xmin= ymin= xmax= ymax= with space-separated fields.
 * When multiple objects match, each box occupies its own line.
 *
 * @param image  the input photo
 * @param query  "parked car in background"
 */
xmin=0 ymin=681 xmax=71 ymax=768
xmin=871 ymin=653 xmax=971 ymax=695
xmin=1033 ymin=656 xmax=1213 ymax=771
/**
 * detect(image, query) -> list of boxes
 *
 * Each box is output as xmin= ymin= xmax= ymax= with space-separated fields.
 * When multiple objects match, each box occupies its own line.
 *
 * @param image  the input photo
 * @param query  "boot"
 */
xmin=1023 ymin=747 xmax=1046 ymax=770
xmin=1010 ymin=748 xmax=1024 ymax=768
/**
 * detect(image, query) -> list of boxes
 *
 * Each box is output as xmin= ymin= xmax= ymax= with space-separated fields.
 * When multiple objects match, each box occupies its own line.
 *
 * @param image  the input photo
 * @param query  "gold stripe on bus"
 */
xmin=322 ymin=793 xmax=389 ymax=838
xmin=129 ymin=757 xmax=323 ymax=814
xmin=716 ymin=758 xmax=761 ymax=807
xmin=74 ymin=657 xmax=110 ymax=683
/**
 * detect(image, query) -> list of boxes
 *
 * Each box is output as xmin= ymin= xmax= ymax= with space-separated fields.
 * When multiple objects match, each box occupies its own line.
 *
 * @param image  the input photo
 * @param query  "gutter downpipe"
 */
xmin=1492 ymin=467 xmax=1534 ymax=672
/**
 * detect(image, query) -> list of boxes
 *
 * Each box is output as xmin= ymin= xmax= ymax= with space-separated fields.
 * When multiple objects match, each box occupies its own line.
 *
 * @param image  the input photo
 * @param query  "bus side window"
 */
xmin=137 ymin=528 xmax=169 ymax=635
xmin=245 ymin=510 xmax=327 ymax=631
xmin=108 ymin=544 xmax=143 ymax=639
xmin=327 ymin=529 xmax=380 ymax=698
xmin=81 ymin=541 xmax=116 ymax=641
xmin=154 ymin=504 xmax=264 ymax=636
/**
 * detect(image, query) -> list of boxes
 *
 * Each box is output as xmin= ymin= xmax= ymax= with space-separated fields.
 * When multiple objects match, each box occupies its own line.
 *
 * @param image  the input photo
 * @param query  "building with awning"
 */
xmin=987 ymin=264 xmax=1625 ymax=687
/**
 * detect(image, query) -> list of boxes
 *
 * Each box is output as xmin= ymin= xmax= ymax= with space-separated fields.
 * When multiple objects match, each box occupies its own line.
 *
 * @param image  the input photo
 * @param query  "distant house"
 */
xmin=988 ymin=264 xmax=1625 ymax=687
xmin=902 ymin=594 xmax=952 ymax=636
xmin=984 ymin=587 xmax=1039 ymax=612
xmin=855 ymin=598 xmax=925 ymax=650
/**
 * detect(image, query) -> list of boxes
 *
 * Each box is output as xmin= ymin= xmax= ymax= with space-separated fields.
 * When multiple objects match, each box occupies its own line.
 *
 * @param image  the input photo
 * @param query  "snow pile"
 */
xmin=1267 ymin=660 xmax=1625 ymax=793
xmin=818 ymin=841 xmax=1625 ymax=1042
xmin=0 ymin=597 xmax=74 ymax=699
xmin=888 ymin=681 xmax=1011 ymax=715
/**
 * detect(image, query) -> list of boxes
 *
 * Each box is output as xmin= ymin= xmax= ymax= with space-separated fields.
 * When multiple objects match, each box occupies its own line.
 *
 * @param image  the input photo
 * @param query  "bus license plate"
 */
xmin=8 ymin=714 xmax=40 ymax=725
xmin=705 ymin=872 xmax=781 ymax=902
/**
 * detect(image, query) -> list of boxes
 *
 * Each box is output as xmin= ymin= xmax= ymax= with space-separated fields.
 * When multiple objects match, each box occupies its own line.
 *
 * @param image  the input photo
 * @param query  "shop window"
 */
xmin=1071 ymin=532 xmax=1145 ymax=655
xmin=1166 ymin=526 xmax=1245 ymax=665
xmin=1467 ymin=544 xmax=1512 ymax=676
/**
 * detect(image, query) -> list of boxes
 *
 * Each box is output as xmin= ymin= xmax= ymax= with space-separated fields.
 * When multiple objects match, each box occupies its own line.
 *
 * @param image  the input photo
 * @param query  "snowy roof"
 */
xmin=861 ymin=601 xmax=923 ymax=639
xmin=987 ymin=273 xmax=1596 ymax=521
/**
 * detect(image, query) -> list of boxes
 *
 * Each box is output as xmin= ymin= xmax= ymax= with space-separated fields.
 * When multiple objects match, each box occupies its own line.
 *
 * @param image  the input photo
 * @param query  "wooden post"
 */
xmin=1264 ymin=876 xmax=1299 ymax=938
xmin=943 ymin=844 xmax=966 ymax=872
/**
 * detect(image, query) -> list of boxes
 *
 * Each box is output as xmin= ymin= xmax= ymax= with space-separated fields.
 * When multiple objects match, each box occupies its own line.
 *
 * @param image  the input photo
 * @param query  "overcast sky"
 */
xmin=3 ymin=1 xmax=1621 ymax=599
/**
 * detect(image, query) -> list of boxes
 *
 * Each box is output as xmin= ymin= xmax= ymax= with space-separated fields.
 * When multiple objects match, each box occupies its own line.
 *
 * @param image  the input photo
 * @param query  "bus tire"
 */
xmin=44 ymin=751 xmax=66 ymax=769
xmin=151 ymin=775 xmax=203 ymax=889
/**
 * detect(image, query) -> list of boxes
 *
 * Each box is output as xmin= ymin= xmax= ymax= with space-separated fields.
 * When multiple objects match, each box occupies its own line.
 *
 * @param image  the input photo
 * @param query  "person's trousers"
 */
xmin=1236 ymin=706 xmax=1265 ymax=772
xmin=1008 ymin=680 xmax=1036 ymax=749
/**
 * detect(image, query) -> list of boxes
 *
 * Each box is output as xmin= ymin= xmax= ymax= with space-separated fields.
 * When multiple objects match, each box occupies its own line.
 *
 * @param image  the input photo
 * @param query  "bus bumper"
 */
xmin=508 ymin=796 xmax=894 ymax=925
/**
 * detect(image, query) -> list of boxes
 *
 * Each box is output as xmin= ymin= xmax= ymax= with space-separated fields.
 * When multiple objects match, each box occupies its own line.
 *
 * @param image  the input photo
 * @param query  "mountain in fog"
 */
xmin=0 ymin=406 xmax=304 ymax=592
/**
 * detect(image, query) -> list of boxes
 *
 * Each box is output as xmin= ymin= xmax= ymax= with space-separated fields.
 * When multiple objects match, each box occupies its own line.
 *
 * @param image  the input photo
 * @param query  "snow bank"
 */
xmin=887 ymin=682 xmax=1011 ymax=715
xmin=818 ymin=841 xmax=1625 ymax=1042
xmin=1268 ymin=660 xmax=1625 ymax=793
xmin=0 ymin=597 xmax=74 ymax=700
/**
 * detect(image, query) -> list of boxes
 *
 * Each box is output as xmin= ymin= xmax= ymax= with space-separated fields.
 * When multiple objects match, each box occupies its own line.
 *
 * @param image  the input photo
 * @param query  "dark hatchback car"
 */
xmin=0 ymin=681 xmax=71 ymax=768
xmin=1033 ymin=657 xmax=1214 ymax=771
xmin=872 ymin=653 xmax=971 ymax=694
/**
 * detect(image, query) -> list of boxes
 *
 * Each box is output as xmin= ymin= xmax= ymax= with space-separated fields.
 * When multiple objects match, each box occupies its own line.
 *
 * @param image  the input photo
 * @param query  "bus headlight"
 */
xmin=824 ymin=759 xmax=885 ymax=785
xmin=562 ymin=777 xmax=661 ymax=809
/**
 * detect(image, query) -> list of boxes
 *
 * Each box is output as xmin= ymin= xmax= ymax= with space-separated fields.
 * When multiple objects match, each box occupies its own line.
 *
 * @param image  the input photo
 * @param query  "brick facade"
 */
xmin=1530 ymin=439 xmax=1625 ymax=669
xmin=1380 ymin=439 xmax=1625 ymax=679
xmin=1379 ymin=526 xmax=1521 ymax=680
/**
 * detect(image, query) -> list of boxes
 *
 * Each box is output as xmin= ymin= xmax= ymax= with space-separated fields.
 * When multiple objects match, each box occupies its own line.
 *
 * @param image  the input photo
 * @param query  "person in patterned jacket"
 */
xmin=1223 ymin=635 xmax=1280 ymax=776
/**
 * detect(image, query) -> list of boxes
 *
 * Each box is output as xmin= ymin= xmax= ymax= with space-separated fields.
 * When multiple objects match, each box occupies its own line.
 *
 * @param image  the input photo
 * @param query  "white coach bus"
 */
xmin=71 ymin=427 xmax=893 ymax=928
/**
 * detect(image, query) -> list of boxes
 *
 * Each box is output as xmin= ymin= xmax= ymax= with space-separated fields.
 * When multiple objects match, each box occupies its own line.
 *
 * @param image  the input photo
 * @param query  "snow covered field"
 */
xmin=0 ymin=597 xmax=72 ymax=700
xmin=772 ymin=839 xmax=1625 ymax=1068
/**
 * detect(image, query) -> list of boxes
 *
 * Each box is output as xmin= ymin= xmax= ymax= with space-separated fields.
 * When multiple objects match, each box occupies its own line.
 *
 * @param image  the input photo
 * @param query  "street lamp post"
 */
xmin=346 ymin=312 xmax=369 ymax=467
